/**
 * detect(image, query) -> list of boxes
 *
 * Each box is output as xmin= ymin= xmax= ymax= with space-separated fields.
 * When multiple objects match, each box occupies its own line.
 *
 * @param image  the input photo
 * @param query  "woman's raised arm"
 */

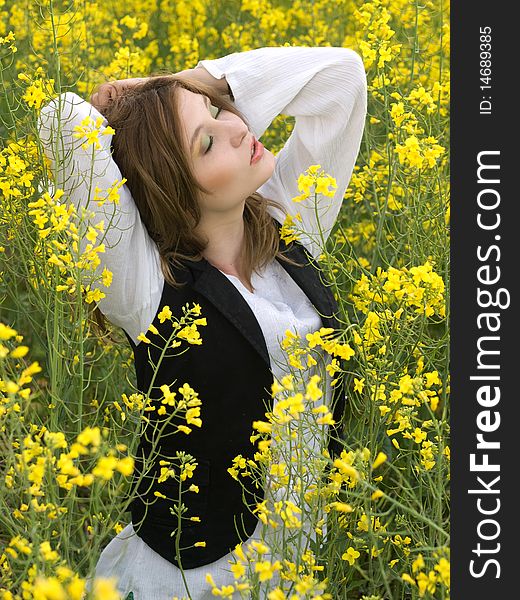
xmin=38 ymin=92 xmax=164 ymax=343
xmin=195 ymin=46 xmax=368 ymax=257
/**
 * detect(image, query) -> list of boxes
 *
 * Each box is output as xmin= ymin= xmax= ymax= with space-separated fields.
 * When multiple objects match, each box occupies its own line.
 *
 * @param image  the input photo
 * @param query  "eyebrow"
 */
xmin=190 ymin=95 xmax=211 ymax=154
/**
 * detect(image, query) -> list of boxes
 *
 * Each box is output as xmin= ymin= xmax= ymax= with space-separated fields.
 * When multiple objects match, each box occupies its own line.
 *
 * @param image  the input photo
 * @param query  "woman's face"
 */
xmin=176 ymin=88 xmax=276 ymax=214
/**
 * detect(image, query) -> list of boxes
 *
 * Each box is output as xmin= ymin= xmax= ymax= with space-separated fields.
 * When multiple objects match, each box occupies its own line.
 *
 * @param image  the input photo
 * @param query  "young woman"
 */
xmin=39 ymin=45 xmax=367 ymax=599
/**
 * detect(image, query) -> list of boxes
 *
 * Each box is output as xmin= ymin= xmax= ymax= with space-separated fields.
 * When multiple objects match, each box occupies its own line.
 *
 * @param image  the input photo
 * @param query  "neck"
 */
xmin=196 ymin=211 xmax=247 ymax=278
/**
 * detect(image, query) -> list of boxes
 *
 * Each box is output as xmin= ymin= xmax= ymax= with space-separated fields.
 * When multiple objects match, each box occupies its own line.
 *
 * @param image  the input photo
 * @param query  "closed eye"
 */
xmin=204 ymin=105 xmax=223 ymax=154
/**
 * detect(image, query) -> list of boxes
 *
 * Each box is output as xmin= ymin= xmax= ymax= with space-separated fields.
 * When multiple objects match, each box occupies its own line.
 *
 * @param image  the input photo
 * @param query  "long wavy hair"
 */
xmin=89 ymin=74 xmax=300 ymax=338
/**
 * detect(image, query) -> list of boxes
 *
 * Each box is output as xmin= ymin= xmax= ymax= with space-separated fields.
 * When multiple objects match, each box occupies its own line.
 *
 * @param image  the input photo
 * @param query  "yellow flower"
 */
xmin=333 ymin=459 xmax=359 ymax=480
xmin=77 ymin=426 xmax=101 ymax=447
xmin=23 ymin=81 xmax=50 ymax=109
xmin=185 ymin=407 xmax=202 ymax=427
xmin=89 ymin=578 xmax=120 ymax=600
xmin=158 ymin=305 xmax=173 ymax=322
xmin=10 ymin=345 xmax=29 ymax=358
xmin=392 ymin=535 xmax=412 ymax=547
xmin=342 ymin=547 xmax=360 ymax=565
xmin=424 ymin=371 xmax=441 ymax=387
xmin=39 ymin=541 xmax=59 ymax=562
xmin=305 ymin=375 xmax=322 ymax=401
xmin=280 ymin=212 xmax=302 ymax=244
xmin=307 ymin=164 xmax=322 ymax=175
xmin=178 ymin=324 xmax=203 ymax=345
xmin=280 ymin=374 xmax=294 ymax=390
xmin=0 ymin=323 xmax=17 ymax=340
xmin=372 ymin=451 xmax=387 ymax=469
xmin=101 ymin=267 xmax=113 ymax=287
xmin=120 ymin=15 xmax=138 ymax=28
xmin=326 ymin=358 xmax=340 ymax=377
xmin=180 ymin=462 xmax=197 ymax=481
xmin=329 ymin=502 xmax=353 ymax=513
xmin=116 ymin=456 xmax=134 ymax=476
xmin=316 ymin=412 xmax=335 ymax=426
xmin=85 ymin=288 xmax=105 ymax=304
xmin=435 ymin=557 xmax=450 ymax=586
xmin=354 ymin=377 xmax=365 ymax=393
xmin=270 ymin=463 xmax=287 ymax=478
xmin=253 ymin=420 xmax=272 ymax=434
xmin=0 ymin=31 xmax=16 ymax=45
xmin=255 ymin=560 xmax=280 ymax=581
xmin=297 ymin=173 xmax=314 ymax=194
xmin=92 ymin=456 xmax=118 ymax=480
xmin=250 ymin=540 xmax=270 ymax=555
xmin=292 ymin=191 xmax=310 ymax=203
xmin=411 ymin=428 xmax=427 ymax=443
xmin=315 ymin=175 xmax=337 ymax=197
xmin=332 ymin=342 xmax=355 ymax=361
xmin=230 ymin=561 xmax=245 ymax=579
xmin=416 ymin=571 xmax=437 ymax=596
xmin=32 ymin=577 xmax=67 ymax=600
xmin=412 ymin=553 xmax=425 ymax=573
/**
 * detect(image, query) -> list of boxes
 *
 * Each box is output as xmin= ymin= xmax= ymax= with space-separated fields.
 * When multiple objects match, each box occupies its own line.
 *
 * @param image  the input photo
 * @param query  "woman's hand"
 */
xmin=90 ymin=77 xmax=148 ymax=110
xmin=90 ymin=67 xmax=230 ymax=111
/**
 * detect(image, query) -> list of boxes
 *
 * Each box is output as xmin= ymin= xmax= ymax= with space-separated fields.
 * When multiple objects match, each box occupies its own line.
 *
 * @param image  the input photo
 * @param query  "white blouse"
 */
xmin=40 ymin=45 xmax=367 ymax=598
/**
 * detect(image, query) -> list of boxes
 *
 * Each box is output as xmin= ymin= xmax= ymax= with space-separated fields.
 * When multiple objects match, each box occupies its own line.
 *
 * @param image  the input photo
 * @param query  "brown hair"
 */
xmin=88 ymin=74 xmax=300 ymax=338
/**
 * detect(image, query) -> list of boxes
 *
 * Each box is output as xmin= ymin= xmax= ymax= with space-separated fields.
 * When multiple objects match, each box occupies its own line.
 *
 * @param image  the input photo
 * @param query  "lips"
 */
xmin=250 ymin=137 xmax=256 ymax=164
xmin=250 ymin=136 xmax=264 ymax=164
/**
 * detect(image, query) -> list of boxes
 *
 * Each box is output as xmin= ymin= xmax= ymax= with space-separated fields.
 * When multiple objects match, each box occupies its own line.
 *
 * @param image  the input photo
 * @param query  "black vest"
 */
xmin=123 ymin=219 xmax=346 ymax=569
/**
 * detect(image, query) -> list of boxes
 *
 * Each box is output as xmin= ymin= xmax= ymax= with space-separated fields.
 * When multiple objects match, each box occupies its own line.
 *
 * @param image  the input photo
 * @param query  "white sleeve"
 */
xmin=38 ymin=92 xmax=164 ymax=344
xmin=197 ymin=46 xmax=367 ymax=258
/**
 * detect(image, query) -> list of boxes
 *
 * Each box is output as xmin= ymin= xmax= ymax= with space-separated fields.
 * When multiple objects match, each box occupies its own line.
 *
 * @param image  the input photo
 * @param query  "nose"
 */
xmin=227 ymin=117 xmax=248 ymax=148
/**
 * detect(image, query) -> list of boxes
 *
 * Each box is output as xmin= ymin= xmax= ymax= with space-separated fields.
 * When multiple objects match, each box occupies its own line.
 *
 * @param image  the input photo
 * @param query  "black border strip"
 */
xmin=451 ymin=3 xmax=514 ymax=596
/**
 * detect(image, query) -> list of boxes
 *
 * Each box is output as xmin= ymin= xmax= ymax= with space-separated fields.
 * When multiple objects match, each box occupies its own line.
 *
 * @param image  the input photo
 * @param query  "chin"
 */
xmin=261 ymin=148 xmax=276 ymax=168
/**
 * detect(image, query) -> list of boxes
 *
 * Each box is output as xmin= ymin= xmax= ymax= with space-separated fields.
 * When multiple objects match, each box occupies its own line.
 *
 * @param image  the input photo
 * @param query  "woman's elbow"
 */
xmin=333 ymin=49 xmax=367 ymax=117
xmin=341 ymin=48 xmax=368 ymax=99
